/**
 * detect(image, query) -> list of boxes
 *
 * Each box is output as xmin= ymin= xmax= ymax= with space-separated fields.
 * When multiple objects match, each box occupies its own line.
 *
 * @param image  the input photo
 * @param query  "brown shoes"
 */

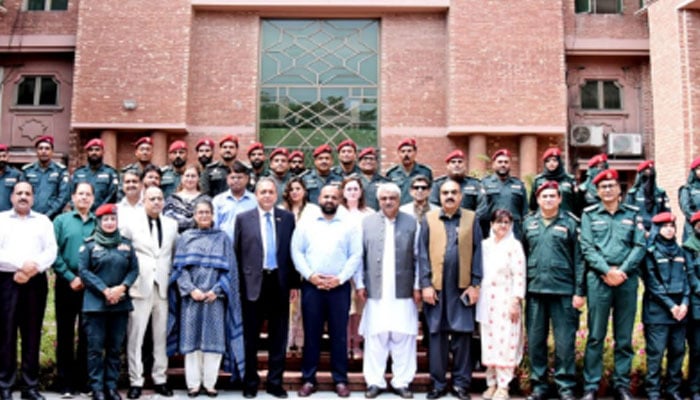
xmin=335 ymin=383 xmax=351 ymax=398
xmin=297 ymin=383 xmax=317 ymax=398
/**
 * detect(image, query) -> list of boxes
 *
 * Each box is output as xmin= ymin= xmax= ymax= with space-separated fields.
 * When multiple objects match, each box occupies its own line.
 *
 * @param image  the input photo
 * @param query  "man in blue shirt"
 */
xmin=212 ymin=161 xmax=257 ymax=241
xmin=291 ymin=185 xmax=362 ymax=398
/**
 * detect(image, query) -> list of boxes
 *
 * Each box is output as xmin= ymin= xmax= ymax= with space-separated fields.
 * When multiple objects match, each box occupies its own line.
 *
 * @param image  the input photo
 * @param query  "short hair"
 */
xmin=255 ymin=176 xmax=278 ymax=193
xmin=72 ymin=181 xmax=94 ymax=195
xmin=12 ymin=181 xmax=33 ymax=195
xmin=227 ymin=160 xmax=249 ymax=175
xmin=141 ymin=164 xmax=162 ymax=180
xmin=490 ymin=208 xmax=513 ymax=223
xmin=123 ymin=169 xmax=141 ymax=181
xmin=376 ymin=182 xmax=401 ymax=201
xmin=410 ymin=175 xmax=431 ymax=188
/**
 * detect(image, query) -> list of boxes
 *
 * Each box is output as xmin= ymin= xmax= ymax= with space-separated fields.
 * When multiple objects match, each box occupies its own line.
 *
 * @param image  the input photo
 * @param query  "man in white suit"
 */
xmin=121 ymin=186 xmax=178 ymax=399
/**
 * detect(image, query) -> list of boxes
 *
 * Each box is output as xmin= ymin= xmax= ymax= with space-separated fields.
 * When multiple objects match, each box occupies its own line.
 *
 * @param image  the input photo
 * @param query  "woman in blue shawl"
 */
xmin=167 ymin=198 xmax=244 ymax=397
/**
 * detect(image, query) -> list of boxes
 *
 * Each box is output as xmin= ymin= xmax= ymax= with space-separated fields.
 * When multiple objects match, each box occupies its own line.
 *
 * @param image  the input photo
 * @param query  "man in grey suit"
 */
xmin=356 ymin=183 xmax=419 ymax=399
xmin=419 ymin=179 xmax=483 ymax=400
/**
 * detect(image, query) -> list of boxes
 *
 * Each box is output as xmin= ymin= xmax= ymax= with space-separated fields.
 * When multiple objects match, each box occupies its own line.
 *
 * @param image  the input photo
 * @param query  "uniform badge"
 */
xmin=118 ymin=244 xmax=131 ymax=251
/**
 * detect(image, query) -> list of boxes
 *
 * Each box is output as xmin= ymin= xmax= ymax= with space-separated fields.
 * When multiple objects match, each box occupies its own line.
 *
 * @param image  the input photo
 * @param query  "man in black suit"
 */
xmin=234 ymin=177 xmax=299 ymax=399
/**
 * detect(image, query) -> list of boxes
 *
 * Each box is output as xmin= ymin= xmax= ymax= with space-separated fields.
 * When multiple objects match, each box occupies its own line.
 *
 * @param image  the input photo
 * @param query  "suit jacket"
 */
xmin=234 ymin=207 xmax=298 ymax=301
xmin=121 ymin=213 xmax=178 ymax=300
xmin=361 ymin=211 xmax=417 ymax=299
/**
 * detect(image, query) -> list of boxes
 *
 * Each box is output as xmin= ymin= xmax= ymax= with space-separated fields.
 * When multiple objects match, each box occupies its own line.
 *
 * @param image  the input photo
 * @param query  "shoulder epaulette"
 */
xmin=298 ymin=169 xmax=312 ymax=178
xmin=434 ymin=175 xmax=448 ymax=181
xmin=583 ymin=204 xmax=599 ymax=213
xmin=160 ymin=165 xmax=173 ymax=172
xmin=385 ymin=164 xmax=400 ymax=173
xmin=417 ymin=163 xmax=432 ymax=172
xmin=565 ymin=211 xmax=580 ymax=222
xmin=622 ymin=203 xmax=640 ymax=212
xmin=21 ymin=163 xmax=35 ymax=170
xmin=627 ymin=187 xmax=638 ymax=194
xmin=55 ymin=161 xmax=66 ymax=169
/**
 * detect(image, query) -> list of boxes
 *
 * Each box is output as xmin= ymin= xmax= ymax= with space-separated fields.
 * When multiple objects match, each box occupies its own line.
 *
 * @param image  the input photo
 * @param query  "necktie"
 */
xmin=265 ymin=212 xmax=277 ymax=270
xmin=150 ymin=219 xmax=160 ymax=250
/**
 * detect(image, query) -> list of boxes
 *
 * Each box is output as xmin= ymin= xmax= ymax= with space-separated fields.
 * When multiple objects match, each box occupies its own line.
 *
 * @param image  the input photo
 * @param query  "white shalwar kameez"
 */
xmin=359 ymin=217 xmax=418 ymax=389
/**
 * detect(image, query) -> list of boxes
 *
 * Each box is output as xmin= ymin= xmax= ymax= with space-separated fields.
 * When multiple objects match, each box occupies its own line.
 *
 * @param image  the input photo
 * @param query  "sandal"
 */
xmin=187 ymin=388 xmax=200 ymax=398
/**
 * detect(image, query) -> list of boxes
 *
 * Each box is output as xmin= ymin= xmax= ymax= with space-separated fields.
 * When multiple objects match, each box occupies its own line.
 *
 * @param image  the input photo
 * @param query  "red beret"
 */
xmin=0 ymin=144 xmax=7 ymax=152
xmin=535 ymin=180 xmax=560 ymax=197
xmin=337 ymin=139 xmax=357 ymax=152
xmin=691 ymin=211 xmax=700 ymax=225
xmin=269 ymin=147 xmax=289 ymax=159
xmin=134 ymin=137 xmax=153 ymax=148
xmin=289 ymin=150 xmax=304 ymax=161
xmin=358 ymin=147 xmax=376 ymax=159
xmin=397 ymin=138 xmax=417 ymax=150
xmin=313 ymin=144 xmax=332 ymax=158
xmin=195 ymin=138 xmax=215 ymax=150
xmin=95 ymin=203 xmax=118 ymax=217
xmin=35 ymin=136 xmax=54 ymax=148
xmin=247 ymin=142 xmax=264 ymax=156
xmin=592 ymin=169 xmax=619 ymax=186
xmin=691 ymin=157 xmax=700 ymax=170
xmin=491 ymin=148 xmax=511 ymax=160
xmin=168 ymin=140 xmax=187 ymax=153
xmin=651 ymin=212 xmax=676 ymax=225
xmin=541 ymin=147 xmax=561 ymax=161
xmin=636 ymin=160 xmax=654 ymax=172
xmin=84 ymin=139 xmax=104 ymax=150
xmin=445 ymin=150 xmax=466 ymax=163
xmin=587 ymin=153 xmax=608 ymax=168
xmin=219 ymin=135 xmax=239 ymax=147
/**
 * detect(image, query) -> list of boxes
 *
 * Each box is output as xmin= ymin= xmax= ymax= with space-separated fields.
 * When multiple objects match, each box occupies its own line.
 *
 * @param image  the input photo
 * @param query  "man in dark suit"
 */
xmin=234 ymin=177 xmax=299 ymax=399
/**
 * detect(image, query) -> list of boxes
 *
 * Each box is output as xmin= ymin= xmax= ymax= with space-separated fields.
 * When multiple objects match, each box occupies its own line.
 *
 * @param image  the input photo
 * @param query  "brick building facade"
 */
xmin=0 ymin=0 xmax=698 ymax=215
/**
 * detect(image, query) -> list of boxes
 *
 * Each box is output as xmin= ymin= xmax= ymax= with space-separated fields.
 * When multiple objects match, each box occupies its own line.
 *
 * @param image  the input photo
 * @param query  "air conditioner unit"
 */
xmin=570 ymin=125 xmax=605 ymax=147
xmin=608 ymin=133 xmax=643 ymax=156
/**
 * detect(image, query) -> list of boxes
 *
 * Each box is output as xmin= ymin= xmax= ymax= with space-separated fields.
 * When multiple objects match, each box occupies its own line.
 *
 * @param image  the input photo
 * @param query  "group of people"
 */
xmin=1 ymin=133 xmax=700 ymax=400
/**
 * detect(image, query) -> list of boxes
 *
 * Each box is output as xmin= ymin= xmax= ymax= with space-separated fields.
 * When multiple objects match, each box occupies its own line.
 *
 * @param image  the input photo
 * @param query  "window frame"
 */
xmin=575 ymin=0 xmax=623 ymax=14
xmin=580 ymin=79 xmax=623 ymax=111
xmin=23 ymin=0 xmax=68 ymax=11
xmin=14 ymin=75 xmax=60 ymax=108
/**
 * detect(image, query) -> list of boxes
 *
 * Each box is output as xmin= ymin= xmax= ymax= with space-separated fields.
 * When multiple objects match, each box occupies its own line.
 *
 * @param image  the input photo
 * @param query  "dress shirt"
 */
xmin=258 ymin=207 xmax=277 ymax=269
xmin=0 ymin=209 xmax=57 ymax=273
xmin=291 ymin=211 xmax=362 ymax=284
xmin=213 ymin=190 xmax=257 ymax=241
xmin=117 ymin=196 xmax=144 ymax=230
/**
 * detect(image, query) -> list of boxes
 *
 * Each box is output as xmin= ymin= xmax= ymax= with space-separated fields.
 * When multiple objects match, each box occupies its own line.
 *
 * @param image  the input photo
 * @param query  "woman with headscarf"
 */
xmin=79 ymin=204 xmax=139 ymax=400
xmin=529 ymin=147 xmax=578 ymax=214
xmin=679 ymin=156 xmax=700 ymax=240
xmin=476 ymin=209 xmax=526 ymax=400
xmin=642 ymin=212 xmax=688 ymax=400
xmin=166 ymin=198 xmax=244 ymax=397
xmin=624 ymin=160 xmax=669 ymax=235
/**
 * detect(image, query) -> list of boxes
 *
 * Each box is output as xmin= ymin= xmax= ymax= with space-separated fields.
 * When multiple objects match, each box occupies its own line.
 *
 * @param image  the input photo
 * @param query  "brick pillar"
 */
xmin=101 ymin=130 xmax=117 ymax=168
xmin=519 ymin=134 xmax=538 ymax=181
xmin=468 ymin=134 xmax=487 ymax=174
xmin=152 ymin=131 xmax=168 ymax=166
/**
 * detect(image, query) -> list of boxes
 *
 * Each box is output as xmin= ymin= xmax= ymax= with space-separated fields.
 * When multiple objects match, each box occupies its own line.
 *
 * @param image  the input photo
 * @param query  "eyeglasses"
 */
xmin=412 ymin=185 xmax=429 ymax=191
xmin=598 ymin=183 xmax=618 ymax=191
xmin=440 ymin=190 xmax=459 ymax=195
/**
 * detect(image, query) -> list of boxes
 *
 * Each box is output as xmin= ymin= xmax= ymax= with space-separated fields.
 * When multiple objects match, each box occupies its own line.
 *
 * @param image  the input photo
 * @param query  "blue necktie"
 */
xmin=265 ymin=212 xmax=277 ymax=270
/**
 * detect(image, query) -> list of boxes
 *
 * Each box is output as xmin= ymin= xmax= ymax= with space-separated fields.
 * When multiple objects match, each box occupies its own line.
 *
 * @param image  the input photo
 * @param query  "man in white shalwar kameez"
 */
xmin=356 ymin=183 xmax=420 ymax=399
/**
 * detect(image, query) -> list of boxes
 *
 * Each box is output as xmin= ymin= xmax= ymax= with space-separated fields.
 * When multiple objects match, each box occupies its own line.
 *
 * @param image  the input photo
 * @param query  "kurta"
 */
xmin=176 ymin=266 xmax=226 ymax=353
xmin=476 ymin=229 xmax=525 ymax=368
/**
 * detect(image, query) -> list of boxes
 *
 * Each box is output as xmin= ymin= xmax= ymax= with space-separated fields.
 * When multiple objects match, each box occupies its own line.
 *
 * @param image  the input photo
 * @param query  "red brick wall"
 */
xmin=0 ymin=0 xmax=79 ymax=36
xmin=564 ymin=0 xmax=649 ymax=40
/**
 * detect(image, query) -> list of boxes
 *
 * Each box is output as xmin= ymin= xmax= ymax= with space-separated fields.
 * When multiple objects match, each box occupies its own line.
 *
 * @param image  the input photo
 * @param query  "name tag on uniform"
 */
xmin=49 ymin=172 xmax=59 ymax=178
xmin=97 ymin=173 xmax=109 ymax=179
xmin=621 ymin=219 xmax=633 ymax=225
xmin=553 ymin=226 xmax=568 ymax=234
xmin=118 ymin=244 xmax=131 ymax=251
xmin=674 ymin=257 xmax=685 ymax=263
xmin=592 ymin=220 xmax=606 ymax=225
xmin=511 ymin=184 xmax=522 ymax=190
xmin=526 ymin=222 xmax=538 ymax=230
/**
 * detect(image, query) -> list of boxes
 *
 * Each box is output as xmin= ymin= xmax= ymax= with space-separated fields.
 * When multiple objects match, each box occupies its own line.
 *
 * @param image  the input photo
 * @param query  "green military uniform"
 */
xmin=683 ymin=233 xmax=700 ymax=398
xmin=429 ymin=175 xmax=481 ymax=211
xmin=54 ymin=211 xmax=98 ymax=283
xmin=120 ymin=162 xmax=145 ymax=176
xmin=270 ymin=171 xmax=293 ymax=205
xmin=530 ymin=173 xmax=578 ymax=215
xmin=200 ymin=161 xmax=232 ymax=198
xmin=300 ymin=169 xmax=343 ymax=204
xmin=160 ymin=165 xmax=182 ymax=199
xmin=578 ymin=167 xmax=606 ymax=210
xmin=0 ymin=166 xmax=23 ymax=212
xmin=679 ymin=170 xmax=700 ymax=240
xmin=476 ymin=174 xmax=528 ymax=239
xmin=359 ymin=172 xmax=389 ymax=211
xmin=72 ymin=164 xmax=119 ymax=212
xmin=386 ymin=162 xmax=433 ymax=205
xmin=247 ymin=168 xmax=269 ymax=192
xmin=579 ymin=203 xmax=645 ymax=393
xmin=331 ymin=164 xmax=361 ymax=178
xmin=624 ymin=186 xmax=669 ymax=232
xmin=23 ymin=161 xmax=70 ymax=219
xmin=642 ymin=235 xmax=688 ymax=399
xmin=522 ymin=210 xmax=583 ymax=397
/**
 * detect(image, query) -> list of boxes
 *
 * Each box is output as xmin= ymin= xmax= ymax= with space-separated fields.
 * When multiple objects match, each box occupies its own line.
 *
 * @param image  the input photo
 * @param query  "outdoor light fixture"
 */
xmin=122 ymin=99 xmax=138 ymax=111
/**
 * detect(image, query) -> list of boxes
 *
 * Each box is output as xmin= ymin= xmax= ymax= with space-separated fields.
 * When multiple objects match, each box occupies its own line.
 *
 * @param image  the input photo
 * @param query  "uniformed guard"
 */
xmin=679 ymin=156 xmax=700 ymax=241
xmin=120 ymin=136 xmax=154 ymax=176
xmin=529 ymin=147 xmax=578 ymax=215
xmin=160 ymin=140 xmax=188 ymax=199
xmin=195 ymin=138 xmax=215 ymax=172
xmin=683 ymin=211 xmax=700 ymax=400
xmin=246 ymin=141 xmax=269 ymax=191
xmin=429 ymin=150 xmax=480 ymax=211
xmin=289 ymin=150 xmax=307 ymax=176
xmin=624 ymin=160 xmax=669 ymax=235
xmin=579 ymin=169 xmax=645 ymax=400
xmin=578 ymin=153 xmax=608 ymax=210
xmin=22 ymin=136 xmax=70 ymax=219
xmin=268 ymin=147 xmax=293 ymax=204
xmin=200 ymin=135 xmax=241 ymax=198
xmin=300 ymin=144 xmax=342 ymax=204
xmin=522 ymin=181 xmax=583 ymax=400
xmin=331 ymin=139 xmax=361 ymax=177
xmin=357 ymin=147 xmax=388 ymax=211
xmin=0 ymin=143 xmax=23 ymax=212
xmin=72 ymin=139 xmax=119 ymax=212
xmin=476 ymin=149 xmax=528 ymax=239
xmin=642 ymin=212 xmax=688 ymax=400
xmin=386 ymin=138 xmax=433 ymax=205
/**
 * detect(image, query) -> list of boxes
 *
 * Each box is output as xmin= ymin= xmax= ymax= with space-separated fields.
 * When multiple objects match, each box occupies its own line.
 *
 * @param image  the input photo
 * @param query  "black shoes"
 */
xmin=153 ymin=384 xmax=173 ymax=397
xmin=452 ymin=387 xmax=471 ymax=400
xmin=105 ymin=389 xmax=121 ymax=400
xmin=393 ymin=387 xmax=413 ymax=399
xmin=21 ymin=388 xmax=45 ymax=400
xmin=614 ymin=388 xmax=633 ymax=400
xmin=126 ymin=387 xmax=141 ymax=400
xmin=666 ymin=393 xmax=683 ymax=400
xmin=266 ymin=385 xmax=288 ymax=399
xmin=426 ymin=387 xmax=448 ymax=399
xmin=0 ymin=389 xmax=11 ymax=400
xmin=243 ymin=387 xmax=257 ymax=398
xmin=91 ymin=393 xmax=105 ymax=400
xmin=365 ymin=385 xmax=382 ymax=399
xmin=581 ymin=390 xmax=597 ymax=400
xmin=560 ymin=392 xmax=576 ymax=400
xmin=297 ymin=382 xmax=317 ymax=397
